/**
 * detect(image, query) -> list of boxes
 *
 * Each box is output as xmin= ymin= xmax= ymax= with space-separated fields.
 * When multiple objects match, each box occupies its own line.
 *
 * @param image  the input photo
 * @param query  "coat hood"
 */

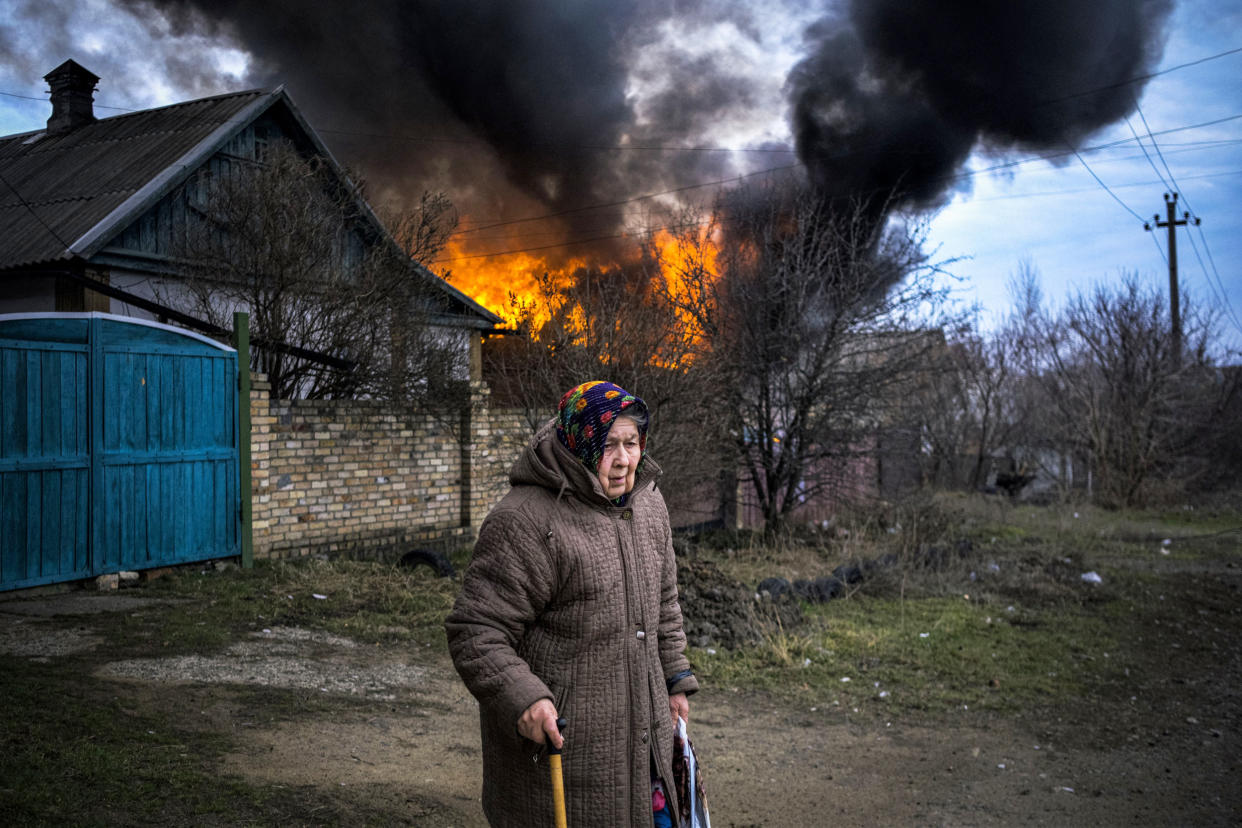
xmin=511 ymin=418 xmax=661 ymax=506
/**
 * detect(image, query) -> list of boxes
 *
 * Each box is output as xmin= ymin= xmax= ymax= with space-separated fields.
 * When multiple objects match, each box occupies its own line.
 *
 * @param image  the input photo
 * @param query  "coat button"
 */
xmin=622 ymin=509 xmax=632 ymax=520
xmin=636 ymin=630 xmax=646 ymax=639
xmin=641 ymin=731 xmax=648 ymax=744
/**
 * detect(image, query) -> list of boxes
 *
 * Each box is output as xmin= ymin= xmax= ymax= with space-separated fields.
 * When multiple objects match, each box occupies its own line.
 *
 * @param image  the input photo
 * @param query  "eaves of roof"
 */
xmin=426 ymin=270 xmax=504 ymax=326
xmin=264 ymin=99 xmax=502 ymax=327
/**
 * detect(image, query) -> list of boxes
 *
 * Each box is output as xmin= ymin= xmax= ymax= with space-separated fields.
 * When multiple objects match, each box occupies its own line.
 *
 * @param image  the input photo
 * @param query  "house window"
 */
xmin=254 ymin=125 xmax=270 ymax=163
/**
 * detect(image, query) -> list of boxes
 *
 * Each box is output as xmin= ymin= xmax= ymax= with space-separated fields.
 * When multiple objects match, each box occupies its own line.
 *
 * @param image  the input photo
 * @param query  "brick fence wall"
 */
xmin=248 ymin=375 xmax=530 ymax=560
xmin=244 ymin=373 xmax=893 ymax=552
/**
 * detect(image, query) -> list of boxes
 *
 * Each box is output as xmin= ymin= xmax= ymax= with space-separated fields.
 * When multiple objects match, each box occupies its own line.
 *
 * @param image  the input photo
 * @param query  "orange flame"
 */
xmin=439 ymin=224 xmax=719 ymax=329
xmin=438 ymin=237 xmax=589 ymax=323
xmin=651 ymin=227 xmax=719 ymax=295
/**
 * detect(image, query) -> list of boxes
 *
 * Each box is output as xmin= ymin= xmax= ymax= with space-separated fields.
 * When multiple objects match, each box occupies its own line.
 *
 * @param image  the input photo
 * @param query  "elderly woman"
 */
xmin=446 ymin=380 xmax=698 ymax=827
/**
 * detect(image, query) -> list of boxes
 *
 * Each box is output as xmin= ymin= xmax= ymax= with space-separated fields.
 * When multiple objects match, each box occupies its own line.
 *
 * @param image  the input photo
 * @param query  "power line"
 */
xmin=5 ymin=57 xmax=1239 ymax=273
xmin=1135 ymin=101 xmax=1194 ymax=211
xmin=453 ymin=159 xmax=1242 ymax=235
xmin=1071 ymin=148 xmax=1147 ymax=222
xmin=962 ymin=114 xmax=1242 ymax=181
xmin=1132 ymin=99 xmax=1242 ymax=335
xmin=434 ymin=120 xmax=1242 ymax=262
xmin=451 ymin=163 xmax=802 ymax=236
xmin=965 ymin=169 xmax=1242 ymax=204
xmin=431 ymin=154 xmax=1242 ymax=263
xmin=0 ymin=90 xmax=46 ymax=104
xmin=5 ymin=43 xmax=1241 ymax=156
xmin=1184 ymin=226 xmax=1242 ymax=336
xmin=424 ymin=102 xmax=1242 ymax=262
xmin=1151 ymin=138 xmax=1242 ymax=148
xmin=0 ymin=168 xmax=71 ymax=250
xmin=1086 ymin=140 xmax=1242 ymax=166
xmin=1148 ymin=230 xmax=1168 ymax=266
xmin=1125 ymin=115 xmax=1172 ymax=190
xmin=4 ymin=78 xmax=1237 ymax=241
xmin=1191 ymin=222 xmax=1242 ymax=336
xmin=1035 ymin=45 xmax=1242 ymax=108
xmin=455 ymin=153 xmax=1240 ymax=231
xmin=448 ymin=113 xmax=1242 ymax=241
xmin=1180 ymin=223 xmax=1222 ymax=304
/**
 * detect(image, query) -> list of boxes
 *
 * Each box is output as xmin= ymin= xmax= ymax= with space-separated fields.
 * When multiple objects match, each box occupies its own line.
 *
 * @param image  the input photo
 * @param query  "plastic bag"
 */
xmin=673 ymin=716 xmax=710 ymax=828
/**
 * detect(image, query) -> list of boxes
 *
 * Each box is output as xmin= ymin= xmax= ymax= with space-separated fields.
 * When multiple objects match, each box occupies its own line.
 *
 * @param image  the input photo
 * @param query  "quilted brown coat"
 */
xmin=446 ymin=420 xmax=699 ymax=827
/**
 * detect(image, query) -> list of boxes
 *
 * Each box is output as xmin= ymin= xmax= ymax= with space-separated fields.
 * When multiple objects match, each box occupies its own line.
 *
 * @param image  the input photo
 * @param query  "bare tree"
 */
xmin=166 ymin=142 xmax=465 ymax=403
xmin=382 ymin=189 xmax=459 ymax=267
xmin=484 ymin=258 xmax=725 ymax=521
xmin=912 ymin=320 xmax=1024 ymax=491
xmin=1011 ymin=268 xmax=1232 ymax=506
xmin=669 ymin=181 xmax=960 ymax=530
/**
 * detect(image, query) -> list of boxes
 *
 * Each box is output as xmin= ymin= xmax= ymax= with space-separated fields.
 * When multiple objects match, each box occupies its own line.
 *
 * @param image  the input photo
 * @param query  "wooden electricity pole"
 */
xmin=1145 ymin=192 xmax=1200 ymax=365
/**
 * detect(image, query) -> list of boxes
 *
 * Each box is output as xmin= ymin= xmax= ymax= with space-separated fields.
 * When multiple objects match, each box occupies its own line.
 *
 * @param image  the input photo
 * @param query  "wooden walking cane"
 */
xmin=548 ymin=717 xmax=568 ymax=828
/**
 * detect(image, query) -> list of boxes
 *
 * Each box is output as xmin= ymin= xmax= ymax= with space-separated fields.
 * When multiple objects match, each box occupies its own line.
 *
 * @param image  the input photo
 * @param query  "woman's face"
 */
xmin=597 ymin=416 xmax=641 ymax=498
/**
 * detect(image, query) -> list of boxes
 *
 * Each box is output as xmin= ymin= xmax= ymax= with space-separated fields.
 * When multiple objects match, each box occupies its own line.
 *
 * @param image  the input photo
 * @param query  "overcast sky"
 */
xmin=1 ymin=0 xmax=1238 ymax=348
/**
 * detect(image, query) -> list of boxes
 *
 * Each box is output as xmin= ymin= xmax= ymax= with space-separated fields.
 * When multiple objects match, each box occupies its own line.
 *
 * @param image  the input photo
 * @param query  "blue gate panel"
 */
xmin=0 ymin=338 xmax=91 ymax=588
xmin=0 ymin=469 xmax=91 ymax=585
xmin=0 ymin=314 xmax=240 ymax=591
xmin=97 ymin=458 xmax=238 ymax=570
xmin=99 ymin=325 xmax=239 ymax=573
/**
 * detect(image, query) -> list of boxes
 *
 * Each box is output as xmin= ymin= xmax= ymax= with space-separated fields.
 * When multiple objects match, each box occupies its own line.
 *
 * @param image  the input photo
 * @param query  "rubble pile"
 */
xmin=676 ymin=558 xmax=803 ymax=650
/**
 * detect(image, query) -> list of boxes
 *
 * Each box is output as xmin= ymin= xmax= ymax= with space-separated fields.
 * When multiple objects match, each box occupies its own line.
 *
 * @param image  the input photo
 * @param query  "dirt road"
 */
xmin=208 ymin=662 xmax=1238 ymax=827
xmin=2 ymin=536 xmax=1238 ymax=826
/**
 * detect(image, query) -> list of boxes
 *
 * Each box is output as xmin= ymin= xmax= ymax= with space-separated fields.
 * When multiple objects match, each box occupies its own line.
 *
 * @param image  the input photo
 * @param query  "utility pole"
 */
xmin=1145 ymin=192 xmax=1200 ymax=365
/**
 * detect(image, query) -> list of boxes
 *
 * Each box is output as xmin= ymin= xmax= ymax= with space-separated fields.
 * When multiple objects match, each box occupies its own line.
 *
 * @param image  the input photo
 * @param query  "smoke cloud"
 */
xmin=108 ymin=0 xmax=1174 ymax=264
xmin=788 ymin=0 xmax=1175 ymax=212
xmin=120 ymin=0 xmax=771 ymax=262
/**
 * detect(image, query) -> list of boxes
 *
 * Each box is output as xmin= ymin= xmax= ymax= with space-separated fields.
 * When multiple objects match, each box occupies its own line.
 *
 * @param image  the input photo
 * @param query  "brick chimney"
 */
xmin=44 ymin=59 xmax=100 ymax=134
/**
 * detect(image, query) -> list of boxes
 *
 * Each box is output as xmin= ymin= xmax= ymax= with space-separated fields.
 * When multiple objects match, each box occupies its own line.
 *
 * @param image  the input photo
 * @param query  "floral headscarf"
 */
xmin=555 ymin=380 xmax=649 ymax=473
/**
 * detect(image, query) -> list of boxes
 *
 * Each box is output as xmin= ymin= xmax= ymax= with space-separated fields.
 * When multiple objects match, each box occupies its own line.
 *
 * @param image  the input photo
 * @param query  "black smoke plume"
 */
xmin=117 ymin=0 xmax=1173 ymax=264
xmin=122 ymin=0 xmax=762 ymax=263
xmin=788 ymin=0 xmax=1175 ymax=213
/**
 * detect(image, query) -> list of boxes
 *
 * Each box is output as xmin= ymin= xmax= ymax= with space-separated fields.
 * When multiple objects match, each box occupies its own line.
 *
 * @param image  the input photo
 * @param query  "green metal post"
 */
xmin=234 ymin=312 xmax=254 ymax=569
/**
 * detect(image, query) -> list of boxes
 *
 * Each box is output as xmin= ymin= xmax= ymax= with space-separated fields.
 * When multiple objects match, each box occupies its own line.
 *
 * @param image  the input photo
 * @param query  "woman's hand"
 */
xmin=669 ymin=692 xmax=689 ymax=727
xmin=518 ymin=698 xmax=563 ymax=749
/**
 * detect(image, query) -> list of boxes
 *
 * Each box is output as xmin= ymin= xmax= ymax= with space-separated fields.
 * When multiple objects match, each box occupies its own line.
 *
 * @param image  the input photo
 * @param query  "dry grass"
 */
xmin=686 ymin=491 xmax=1241 ymax=714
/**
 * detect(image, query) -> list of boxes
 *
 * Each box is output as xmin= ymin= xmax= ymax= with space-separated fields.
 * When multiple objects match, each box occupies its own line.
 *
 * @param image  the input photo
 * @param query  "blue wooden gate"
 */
xmin=0 ymin=313 xmax=240 ymax=591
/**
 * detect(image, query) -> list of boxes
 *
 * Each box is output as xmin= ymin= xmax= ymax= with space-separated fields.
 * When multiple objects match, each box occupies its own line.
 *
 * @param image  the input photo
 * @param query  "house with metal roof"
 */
xmin=0 ymin=60 xmax=500 ymax=374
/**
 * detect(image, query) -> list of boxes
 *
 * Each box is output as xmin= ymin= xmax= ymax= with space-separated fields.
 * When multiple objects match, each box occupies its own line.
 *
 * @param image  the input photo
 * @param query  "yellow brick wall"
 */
xmin=248 ymin=375 xmax=534 ymax=560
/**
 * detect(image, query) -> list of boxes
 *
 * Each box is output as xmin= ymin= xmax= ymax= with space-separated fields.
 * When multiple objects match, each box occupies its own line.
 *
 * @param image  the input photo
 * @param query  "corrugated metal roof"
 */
xmin=0 ymin=90 xmax=268 ymax=269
